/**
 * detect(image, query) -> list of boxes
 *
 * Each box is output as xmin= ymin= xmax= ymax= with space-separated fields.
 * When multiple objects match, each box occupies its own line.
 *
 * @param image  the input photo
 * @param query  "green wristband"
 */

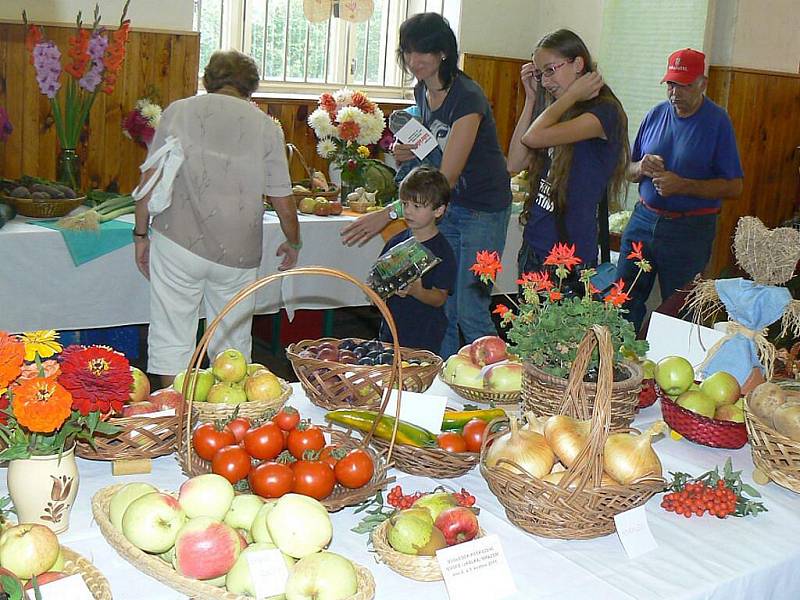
xmin=390 ymin=199 xmax=404 ymax=218
xmin=287 ymin=239 xmax=303 ymax=250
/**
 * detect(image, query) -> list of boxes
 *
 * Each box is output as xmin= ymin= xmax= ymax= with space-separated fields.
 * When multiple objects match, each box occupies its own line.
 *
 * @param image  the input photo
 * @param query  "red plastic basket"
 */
xmin=657 ymin=385 xmax=748 ymax=449
xmin=637 ymin=378 xmax=657 ymax=409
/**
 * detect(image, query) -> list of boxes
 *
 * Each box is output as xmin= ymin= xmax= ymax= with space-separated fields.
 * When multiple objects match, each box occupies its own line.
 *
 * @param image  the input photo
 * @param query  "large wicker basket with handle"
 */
xmin=75 ymin=412 xmax=178 ymax=461
xmin=481 ymin=325 xmax=665 ymax=539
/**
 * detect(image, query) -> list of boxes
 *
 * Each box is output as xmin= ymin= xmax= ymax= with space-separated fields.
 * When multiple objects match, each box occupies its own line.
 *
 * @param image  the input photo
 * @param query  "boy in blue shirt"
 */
xmin=378 ymin=167 xmax=456 ymax=356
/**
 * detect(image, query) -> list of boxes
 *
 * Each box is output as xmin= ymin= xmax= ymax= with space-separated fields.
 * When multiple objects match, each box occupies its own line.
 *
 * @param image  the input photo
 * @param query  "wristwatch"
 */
xmin=388 ymin=200 xmax=403 ymax=220
xmin=388 ymin=207 xmax=399 ymax=220
xmin=132 ymin=229 xmax=149 ymax=240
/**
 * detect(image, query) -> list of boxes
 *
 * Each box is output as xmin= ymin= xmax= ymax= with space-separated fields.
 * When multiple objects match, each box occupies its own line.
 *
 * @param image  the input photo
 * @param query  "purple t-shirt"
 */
xmin=633 ymin=98 xmax=743 ymax=212
xmin=524 ymin=101 xmax=621 ymax=265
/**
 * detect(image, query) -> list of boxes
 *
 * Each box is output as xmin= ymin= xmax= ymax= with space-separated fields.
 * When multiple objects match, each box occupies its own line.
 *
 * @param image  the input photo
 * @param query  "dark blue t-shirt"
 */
xmin=379 ymin=229 xmax=456 ymax=355
xmin=524 ymin=101 xmax=621 ymax=265
xmin=633 ymin=98 xmax=743 ymax=212
xmin=415 ymin=75 xmax=511 ymax=213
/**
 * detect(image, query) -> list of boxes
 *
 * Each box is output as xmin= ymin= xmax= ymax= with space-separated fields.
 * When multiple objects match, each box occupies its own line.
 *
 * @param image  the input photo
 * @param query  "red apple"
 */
xmin=316 ymin=347 xmax=339 ymax=361
xmin=313 ymin=200 xmax=331 ymax=216
xmin=457 ymin=344 xmax=473 ymax=359
xmin=174 ymin=517 xmax=241 ymax=580
xmin=122 ymin=400 xmax=160 ymax=417
xmin=328 ymin=200 xmax=343 ymax=215
xmin=24 ymin=571 xmax=68 ymax=590
xmin=469 ymin=336 xmax=508 ymax=367
xmin=129 ymin=366 xmax=151 ymax=403
xmin=434 ymin=506 xmax=480 ymax=546
xmin=149 ymin=388 xmax=183 ymax=411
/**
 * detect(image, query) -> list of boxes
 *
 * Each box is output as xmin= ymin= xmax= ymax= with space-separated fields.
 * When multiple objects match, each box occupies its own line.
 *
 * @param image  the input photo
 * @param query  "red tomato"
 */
xmin=274 ymin=406 xmax=301 ymax=431
xmin=287 ymin=424 xmax=326 ymax=460
xmin=437 ymin=432 xmax=468 ymax=453
xmin=319 ymin=445 xmax=342 ymax=468
xmin=462 ymin=418 xmax=488 ymax=453
xmin=334 ymin=449 xmax=374 ymax=489
xmin=292 ymin=459 xmax=336 ymax=500
xmin=211 ymin=445 xmax=251 ymax=483
xmin=193 ymin=423 xmax=236 ymax=461
xmin=243 ymin=422 xmax=284 ymax=460
xmin=225 ymin=417 xmax=251 ymax=443
xmin=248 ymin=461 xmax=294 ymax=498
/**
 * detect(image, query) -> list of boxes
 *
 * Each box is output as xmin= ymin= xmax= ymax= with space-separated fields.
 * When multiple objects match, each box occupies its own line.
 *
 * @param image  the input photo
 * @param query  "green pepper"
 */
xmin=324 ymin=409 xmax=437 ymax=447
xmin=440 ymin=408 xmax=507 ymax=431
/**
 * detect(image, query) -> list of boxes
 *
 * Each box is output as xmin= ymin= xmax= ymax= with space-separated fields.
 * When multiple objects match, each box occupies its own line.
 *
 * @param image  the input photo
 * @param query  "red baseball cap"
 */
xmin=661 ymin=48 xmax=706 ymax=85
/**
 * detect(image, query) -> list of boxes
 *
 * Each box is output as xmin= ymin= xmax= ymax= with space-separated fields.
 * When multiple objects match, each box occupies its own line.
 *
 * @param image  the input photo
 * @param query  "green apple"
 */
xmin=173 ymin=368 xmax=215 ymax=402
xmin=212 ymin=349 xmax=248 ymax=383
xmin=411 ymin=492 xmax=458 ymax=521
xmin=655 ymin=356 xmax=695 ymax=396
xmin=387 ymin=508 xmax=446 ymax=556
xmin=677 ymin=390 xmax=716 ymax=419
xmin=715 ymin=404 xmax=745 ymax=423
xmin=700 ymin=371 xmax=741 ymax=408
xmin=206 ymin=381 xmax=248 ymax=404
xmin=109 ymin=482 xmax=158 ymax=530
xmin=284 ymin=552 xmax=358 ymax=600
xmin=250 ymin=500 xmax=278 ymax=544
xmin=224 ymin=494 xmax=265 ymax=531
xmin=225 ymin=542 xmax=295 ymax=597
xmin=640 ymin=359 xmax=656 ymax=380
xmin=247 ymin=363 xmax=267 ymax=376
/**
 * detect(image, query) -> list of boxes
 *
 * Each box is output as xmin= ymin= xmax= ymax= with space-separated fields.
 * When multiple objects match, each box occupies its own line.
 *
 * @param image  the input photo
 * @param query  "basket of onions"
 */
xmin=479 ymin=325 xmax=667 ymax=540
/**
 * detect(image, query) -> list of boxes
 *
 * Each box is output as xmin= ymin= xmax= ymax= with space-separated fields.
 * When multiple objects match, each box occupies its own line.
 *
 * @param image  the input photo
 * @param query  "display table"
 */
xmin=0 ymin=213 xmax=523 ymax=332
xmin=5 ymin=380 xmax=799 ymax=600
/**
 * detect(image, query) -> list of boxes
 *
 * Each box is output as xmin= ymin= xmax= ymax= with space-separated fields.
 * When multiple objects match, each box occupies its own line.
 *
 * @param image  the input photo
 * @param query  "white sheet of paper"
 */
xmin=645 ymin=312 xmax=725 ymax=369
xmin=384 ymin=389 xmax=448 ymax=434
xmin=394 ymin=118 xmax=438 ymax=159
xmin=26 ymin=574 xmax=94 ymax=600
xmin=246 ymin=548 xmax=290 ymax=599
xmin=436 ymin=534 xmax=518 ymax=600
xmin=614 ymin=505 xmax=658 ymax=559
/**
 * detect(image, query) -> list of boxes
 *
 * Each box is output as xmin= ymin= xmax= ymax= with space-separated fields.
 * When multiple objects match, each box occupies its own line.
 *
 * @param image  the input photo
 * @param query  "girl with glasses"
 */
xmin=508 ymin=29 xmax=630 ymax=277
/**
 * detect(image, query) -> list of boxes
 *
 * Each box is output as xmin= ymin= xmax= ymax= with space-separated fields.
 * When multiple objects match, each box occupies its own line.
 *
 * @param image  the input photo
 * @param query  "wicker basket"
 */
xmin=521 ymin=358 xmax=643 ymax=430
xmin=92 ymin=484 xmax=375 ymax=599
xmin=745 ymin=397 xmax=800 ymax=493
xmin=369 ymin=435 xmax=478 ymax=478
xmin=61 ymin=546 xmax=114 ymax=599
xmin=189 ymin=378 xmax=292 ymax=422
xmin=2 ymin=194 xmax=85 ymax=218
xmin=287 ymin=143 xmax=339 ymax=205
xmin=75 ymin=412 xmax=178 ymax=461
xmin=438 ymin=374 xmax=520 ymax=406
xmin=658 ymin=386 xmax=747 ymax=449
xmin=371 ymin=518 xmax=484 ymax=582
xmin=286 ymin=338 xmax=441 ymax=411
xmin=637 ymin=378 xmax=657 ymax=409
xmin=481 ymin=325 xmax=665 ymax=540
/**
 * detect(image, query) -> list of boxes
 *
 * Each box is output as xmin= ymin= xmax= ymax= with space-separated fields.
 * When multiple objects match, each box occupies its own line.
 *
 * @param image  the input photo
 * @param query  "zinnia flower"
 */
xmin=18 ymin=330 xmax=62 ymax=362
xmin=59 ymin=345 xmax=133 ymax=415
xmin=11 ymin=376 xmax=73 ymax=433
xmin=0 ymin=332 xmax=25 ymax=391
xmin=16 ymin=359 xmax=61 ymax=383
xmin=470 ymin=250 xmax=503 ymax=284
xmin=356 ymin=145 xmax=370 ymax=159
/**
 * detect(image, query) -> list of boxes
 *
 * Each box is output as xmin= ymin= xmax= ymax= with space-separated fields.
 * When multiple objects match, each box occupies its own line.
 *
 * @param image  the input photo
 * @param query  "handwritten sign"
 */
xmin=614 ymin=505 xmax=658 ymax=559
xmin=436 ymin=535 xmax=517 ymax=600
xmin=245 ymin=548 xmax=290 ymax=599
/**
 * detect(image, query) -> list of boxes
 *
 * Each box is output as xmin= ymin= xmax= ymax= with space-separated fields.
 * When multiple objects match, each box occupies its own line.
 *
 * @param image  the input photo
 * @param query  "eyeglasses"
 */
xmin=533 ymin=59 xmax=574 ymax=82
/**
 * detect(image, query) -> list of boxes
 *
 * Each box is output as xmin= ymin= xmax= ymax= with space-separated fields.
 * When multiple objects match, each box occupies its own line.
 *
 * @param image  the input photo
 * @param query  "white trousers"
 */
xmin=147 ymin=231 xmax=257 ymax=375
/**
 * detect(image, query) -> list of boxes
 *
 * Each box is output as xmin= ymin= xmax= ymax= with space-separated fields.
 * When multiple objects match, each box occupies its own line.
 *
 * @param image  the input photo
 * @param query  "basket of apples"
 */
xmin=92 ymin=477 xmax=375 ymax=600
xmin=182 ymin=405 xmax=393 ymax=512
xmin=360 ymin=486 xmax=483 ymax=582
xmin=440 ymin=336 xmax=522 ymax=405
xmin=654 ymin=356 xmax=748 ymax=449
xmin=286 ymin=337 xmax=442 ymax=410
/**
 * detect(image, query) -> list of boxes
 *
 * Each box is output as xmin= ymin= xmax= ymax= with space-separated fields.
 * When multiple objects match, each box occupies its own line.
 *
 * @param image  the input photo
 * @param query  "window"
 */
xmin=194 ymin=0 xmax=461 ymax=97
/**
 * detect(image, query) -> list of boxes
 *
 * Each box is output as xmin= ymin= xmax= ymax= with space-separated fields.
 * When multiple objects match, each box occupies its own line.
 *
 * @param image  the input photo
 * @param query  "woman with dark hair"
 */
xmin=508 ymin=29 xmax=630 ymax=274
xmin=342 ymin=13 xmax=511 ymax=358
xmin=133 ymin=50 xmax=300 ymax=387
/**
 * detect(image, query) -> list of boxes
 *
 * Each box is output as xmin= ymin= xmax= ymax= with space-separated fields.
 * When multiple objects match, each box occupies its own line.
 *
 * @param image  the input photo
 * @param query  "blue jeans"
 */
xmin=438 ymin=203 xmax=512 ymax=358
xmin=615 ymin=202 xmax=717 ymax=332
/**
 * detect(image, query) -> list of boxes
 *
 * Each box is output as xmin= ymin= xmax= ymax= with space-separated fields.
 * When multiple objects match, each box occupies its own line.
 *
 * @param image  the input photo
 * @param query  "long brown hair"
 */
xmin=523 ymin=29 xmax=630 ymax=224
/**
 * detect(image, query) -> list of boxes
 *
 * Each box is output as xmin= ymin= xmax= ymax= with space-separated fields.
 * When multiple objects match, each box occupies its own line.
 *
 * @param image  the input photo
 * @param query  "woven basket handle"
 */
xmin=287 ymin=143 xmax=316 ymax=183
xmin=175 ymin=267 xmax=404 ymax=465
xmin=557 ymin=325 xmax=614 ymax=494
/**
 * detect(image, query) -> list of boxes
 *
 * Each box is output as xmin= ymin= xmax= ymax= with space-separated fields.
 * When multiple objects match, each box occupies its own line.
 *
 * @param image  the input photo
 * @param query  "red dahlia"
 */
xmin=58 ymin=345 xmax=133 ymax=415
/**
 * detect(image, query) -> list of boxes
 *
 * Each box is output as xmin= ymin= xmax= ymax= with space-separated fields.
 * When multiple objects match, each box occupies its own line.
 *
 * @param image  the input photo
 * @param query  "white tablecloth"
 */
xmin=0 ymin=214 xmax=523 ymax=332
xmin=4 ymin=380 xmax=799 ymax=600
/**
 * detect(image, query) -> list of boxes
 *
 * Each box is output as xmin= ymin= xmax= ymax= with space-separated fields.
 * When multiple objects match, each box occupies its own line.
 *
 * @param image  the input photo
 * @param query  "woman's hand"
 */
xmin=520 ymin=62 xmax=538 ymax=101
xmin=391 ymin=142 xmax=416 ymax=164
xmin=566 ymin=72 xmax=604 ymax=102
xmin=134 ymin=238 xmax=150 ymax=280
xmin=275 ymin=242 xmax=299 ymax=270
xmin=340 ymin=209 xmax=391 ymax=247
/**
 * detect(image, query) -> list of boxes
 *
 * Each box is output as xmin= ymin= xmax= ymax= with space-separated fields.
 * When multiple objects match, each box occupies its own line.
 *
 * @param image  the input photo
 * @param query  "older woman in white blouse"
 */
xmin=133 ymin=50 xmax=299 ymax=387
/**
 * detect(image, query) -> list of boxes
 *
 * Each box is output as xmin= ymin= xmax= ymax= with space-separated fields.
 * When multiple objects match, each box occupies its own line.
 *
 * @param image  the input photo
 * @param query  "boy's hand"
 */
xmin=395 ymin=277 xmax=423 ymax=299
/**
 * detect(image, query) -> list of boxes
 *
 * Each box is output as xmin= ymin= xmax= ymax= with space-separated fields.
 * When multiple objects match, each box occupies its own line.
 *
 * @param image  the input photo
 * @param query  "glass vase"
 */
xmin=56 ymin=148 xmax=81 ymax=194
xmin=339 ymin=163 xmax=365 ymax=205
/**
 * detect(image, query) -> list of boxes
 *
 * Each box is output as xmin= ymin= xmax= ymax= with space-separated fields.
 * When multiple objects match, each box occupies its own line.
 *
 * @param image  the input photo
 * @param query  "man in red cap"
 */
xmin=615 ymin=48 xmax=744 ymax=332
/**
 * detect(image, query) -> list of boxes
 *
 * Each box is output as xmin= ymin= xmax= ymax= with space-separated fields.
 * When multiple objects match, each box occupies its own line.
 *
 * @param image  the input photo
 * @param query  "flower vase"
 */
xmin=7 ymin=445 xmax=80 ymax=534
xmin=339 ymin=164 xmax=365 ymax=205
xmin=56 ymin=148 xmax=81 ymax=193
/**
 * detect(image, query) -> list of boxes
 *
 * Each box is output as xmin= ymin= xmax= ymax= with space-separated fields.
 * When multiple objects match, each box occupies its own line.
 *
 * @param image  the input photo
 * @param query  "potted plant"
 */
xmin=471 ymin=242 xmax=650 ymax=428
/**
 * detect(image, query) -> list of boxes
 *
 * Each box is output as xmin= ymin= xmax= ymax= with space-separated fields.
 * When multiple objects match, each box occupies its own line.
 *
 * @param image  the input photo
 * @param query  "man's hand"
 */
xmin=134 ymin=238 xmax=150 ymax=279
xmin=639 ymin=154 xmax=665 ymax=178
xmin=276 ymin=242 xmax=299 ymax=270
xmin=651 ymin=171 xmax=685 ymax=197
xmin=340 ymin=209 xmax=391 ymax=247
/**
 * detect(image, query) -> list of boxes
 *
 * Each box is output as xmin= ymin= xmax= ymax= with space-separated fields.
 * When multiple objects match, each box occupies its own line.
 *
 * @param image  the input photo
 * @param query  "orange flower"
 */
xmin=320 ymin=93 xmax=337 ymax=113
xmin=11 ymin=376 xmax=73 ymax=433
xmin=101 ymin=21 xmax=130 ymax=95
xmin=16 ymin=359 xmax=61 ymax=383
xmin=518 ymin=271 xmax=553 ymax=293
xmin=548 ymin=289 xmax=563 ymax=302
xmin=338 ymin=120 xmax=361 ymax=142
xmin=65 ymin=28 xmax=90 ymax=79
xmin=544 ymin=242 xmax=582 ymax=271
xmin=470 ymin=250 xmax=503 ymax=283
xmin=0 ymin=332 xmax=25 ymax=391
xmin=25 ymin=25 xmax=43 ymax=64
xmin=604 ymin=279 xmax=630 ymax=307
xmin=626 ymin=241 xmax=644 ymax=261
xmin=493 ymin=304 xmax=511 ymax=317
xmin=351 ymin=91 xmax=377 ymax=114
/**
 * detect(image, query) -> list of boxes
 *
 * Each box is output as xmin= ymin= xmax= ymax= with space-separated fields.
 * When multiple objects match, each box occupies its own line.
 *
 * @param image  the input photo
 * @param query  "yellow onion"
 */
xmin=541 ymin=470 xmax=617 ymax=488
xmin=522 ymin=411 xmax=547 ymax=435
xmin=603 ymin=421 xmax=666 ymax=485
xmin=485 ymin=417 xmax=555 ymax=478
xmin=544 ymin=415 xmax=591 ymax=468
